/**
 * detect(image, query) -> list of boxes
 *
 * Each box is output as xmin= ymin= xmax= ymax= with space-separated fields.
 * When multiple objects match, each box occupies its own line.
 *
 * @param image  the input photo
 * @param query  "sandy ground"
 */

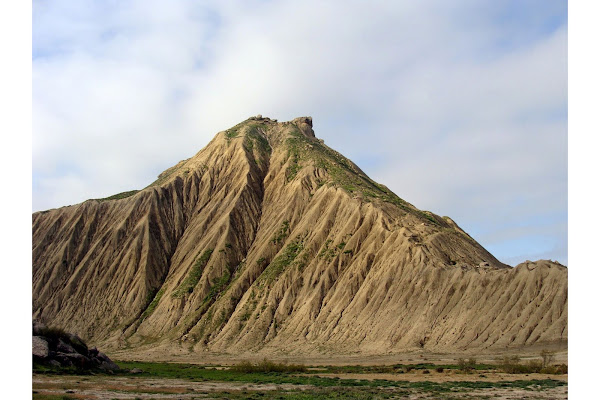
xmin=318 ymin=371 xmax=568 ymax=383
xmin=32 ymin=375 xmax=308 ymax=399
xmin=32 ymin=371 xmax=567 ymax=400
xmin=109 ymin=345 xmax=568 ymax=367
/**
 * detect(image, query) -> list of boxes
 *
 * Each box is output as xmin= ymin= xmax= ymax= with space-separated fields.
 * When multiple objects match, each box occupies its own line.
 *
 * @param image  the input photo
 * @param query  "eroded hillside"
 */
xmin=32 ymin=116 xmax=567 ymax=356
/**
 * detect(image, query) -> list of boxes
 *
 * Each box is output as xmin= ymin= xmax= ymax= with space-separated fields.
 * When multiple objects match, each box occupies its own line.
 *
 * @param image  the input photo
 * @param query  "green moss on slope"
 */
xmin=172 ymin=249 xmax=214 ymax=298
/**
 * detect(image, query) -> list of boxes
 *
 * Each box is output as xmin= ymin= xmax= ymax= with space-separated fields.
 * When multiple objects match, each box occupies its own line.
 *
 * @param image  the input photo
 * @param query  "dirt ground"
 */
xmin=32 ymin=370 xmax=567 ymax=400
xmin=109 ymin=345 xmax=568 ymax=367
xmin=32 ymin=374 xmax=309 ymax=399
xmin=32 ymin=346 xmax=568 ymax=399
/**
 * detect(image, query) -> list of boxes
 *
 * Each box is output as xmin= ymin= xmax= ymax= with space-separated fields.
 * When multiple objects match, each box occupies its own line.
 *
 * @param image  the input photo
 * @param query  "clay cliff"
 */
xmin=32 ymin=116 xmax=567 ymax=356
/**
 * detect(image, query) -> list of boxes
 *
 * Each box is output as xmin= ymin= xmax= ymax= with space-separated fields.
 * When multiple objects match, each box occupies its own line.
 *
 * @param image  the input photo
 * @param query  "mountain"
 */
xmin=32 ymin=116 xmax=567 ymax=356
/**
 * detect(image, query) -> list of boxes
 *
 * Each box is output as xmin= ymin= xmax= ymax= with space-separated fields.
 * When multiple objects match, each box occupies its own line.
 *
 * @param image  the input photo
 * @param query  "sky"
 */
xmin=31 ymin=0 xmax=567 ymax=267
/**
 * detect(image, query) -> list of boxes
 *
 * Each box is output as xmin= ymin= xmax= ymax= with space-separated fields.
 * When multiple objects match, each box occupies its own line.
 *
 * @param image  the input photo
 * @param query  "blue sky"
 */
xmin=32 ymin=0 xmax=567 ymax=266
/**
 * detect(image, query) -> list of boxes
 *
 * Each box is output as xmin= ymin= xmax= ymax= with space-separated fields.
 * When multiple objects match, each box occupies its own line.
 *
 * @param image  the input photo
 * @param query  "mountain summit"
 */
xmin=32 ymin=116 xmax=567 ymax=356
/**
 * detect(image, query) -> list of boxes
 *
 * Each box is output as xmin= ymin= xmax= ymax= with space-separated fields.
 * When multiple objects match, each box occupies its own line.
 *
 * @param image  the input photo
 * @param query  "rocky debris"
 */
xmin=32 ymin=336 xmax=49 ymax=358
xmin=32 ymin=321 xmax=119 ymax=372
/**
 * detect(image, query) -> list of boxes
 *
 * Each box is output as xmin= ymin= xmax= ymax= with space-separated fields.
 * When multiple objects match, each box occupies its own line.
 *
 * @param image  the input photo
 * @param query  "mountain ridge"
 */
xmin=32 ymin=116 xmax=566 ymax=357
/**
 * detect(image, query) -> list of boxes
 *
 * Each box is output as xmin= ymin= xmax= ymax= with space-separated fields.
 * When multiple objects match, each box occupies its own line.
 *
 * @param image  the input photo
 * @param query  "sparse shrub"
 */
xmin=457 ymin=357 xmax=477 ymax=372
xmin=540 ymin=350 xmax=555 ymax=368
xmin=435 ymin=366 xmax=444 ymax=373
xmin=271 ymin=221 xmax=290 ymax=244
xmin=230 ymin=358 xmax=307 ymax=373
xmin=497 ymin=355 xmax=533 ymax=374
xmin=541 ymin=363 xmax=568 ymax=374
xmin=525 ymin=359 xmax=543 ymax=373
xmin=38 ymin=326 xmax=68 ymax=341
xmin=496 ymin=355 xmax=564 ymax=374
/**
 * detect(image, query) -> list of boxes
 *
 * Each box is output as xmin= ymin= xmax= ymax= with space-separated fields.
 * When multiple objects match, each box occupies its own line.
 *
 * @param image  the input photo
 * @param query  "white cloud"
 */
xmin=32 ymin=0 xmax=567 ymax=265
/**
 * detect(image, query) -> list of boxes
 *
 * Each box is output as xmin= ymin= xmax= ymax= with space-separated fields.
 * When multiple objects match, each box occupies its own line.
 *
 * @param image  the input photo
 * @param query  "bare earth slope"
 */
xmin=32 ymin=116 xmax=567 ymax=356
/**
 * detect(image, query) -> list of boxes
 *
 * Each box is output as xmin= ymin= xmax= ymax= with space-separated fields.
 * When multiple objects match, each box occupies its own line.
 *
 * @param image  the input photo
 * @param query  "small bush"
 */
xmin=497 ymin=355 xmax=545 ymax=374
xmin=435 ymin=366 xmax=444 ymax=373
xmin=38 ymin=326 xmax=68 ymax=341
xmin=541 ymin=364 xmax=568 ymax=374
xmin=497 ymin=355 xmax=522 ymax=373
xmin=230 ymin=358 xmax=307 ymax=374
xmin=540 ymin=350 xmax=555 ymax=368
xmin=457 ymin=358 xmax=477 ymax=372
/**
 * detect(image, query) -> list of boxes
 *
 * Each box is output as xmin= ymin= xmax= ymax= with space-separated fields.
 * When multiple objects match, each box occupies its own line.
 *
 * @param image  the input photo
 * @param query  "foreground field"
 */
xmin=32 ymin=360 xmax=567 ymax=400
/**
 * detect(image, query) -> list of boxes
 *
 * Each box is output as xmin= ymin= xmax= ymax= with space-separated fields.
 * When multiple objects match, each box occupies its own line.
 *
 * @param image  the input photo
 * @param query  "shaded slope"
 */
xmin=32 ymin=116 xmax=567 ymax=355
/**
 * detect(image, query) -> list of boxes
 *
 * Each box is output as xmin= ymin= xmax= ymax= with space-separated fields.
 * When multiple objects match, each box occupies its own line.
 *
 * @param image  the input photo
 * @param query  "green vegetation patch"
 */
xmin=203 ymin=268 xmax=231 ymax=303
xmin=282 ymin=129 xmax=437 ymax=225
xmin=35 ymin=360 xmax=566 ymax=400
xmin=93 ymin=190 xmax=139 ymax=202
xmin=225 ymin=127 xmax=240 ymax=140
xmin=145 ymin=158 xmax=191 ymax=188
xmin=245 ymin=124 xmax=272 ymax=152
xmin=271 ymin=220 xmax=290 ymax=245
xmin=111 ymin=361 xmax=565 ymax=391
xmin=172 ymin=249 xmax=213 ymax=298
xmin=319 ymin=238 xmax=346 ymax=262
xmin=141 ymin=287 xmax=165 ymax=320
xmin=260 ymin=237 xmax=305 ymax=283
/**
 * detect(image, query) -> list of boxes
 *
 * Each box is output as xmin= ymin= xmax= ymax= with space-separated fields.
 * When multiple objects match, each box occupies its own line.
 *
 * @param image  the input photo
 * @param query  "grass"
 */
xmin=203 ymin=268 xmax=231 ymax=303
xmin=225 ymin=127 xmax=240 ymax=139
xmin=93 ymin=190 xmax=139 ymax=202
xmin=281 ymin=127 xmax=439 ymax=225
xmin=145 ymin=158 xmax=191 ymax=188
xmin=271 ymin=220 xmax=290 ymax=245
xmin=172 ymin=249 xmax=213 ymax=298
xmin=318 ymin=238 xmax=344 ymax=262
xmin=141 ymin=287 xmax=165 ymax=320
xmin=33 ymin=359 xmax=567 ymax=400
xmin=259 ymin=237 xmax=305 ymax=284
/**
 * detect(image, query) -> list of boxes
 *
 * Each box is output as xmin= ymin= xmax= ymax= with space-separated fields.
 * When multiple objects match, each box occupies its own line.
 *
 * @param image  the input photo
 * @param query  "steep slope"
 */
xmin=32 ymin=116 xmax=567 ymax=355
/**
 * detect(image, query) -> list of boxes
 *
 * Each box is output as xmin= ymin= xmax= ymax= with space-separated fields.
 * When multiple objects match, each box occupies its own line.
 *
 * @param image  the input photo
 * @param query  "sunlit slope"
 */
xmin=33 ymin=116 xmax=567 ymax=355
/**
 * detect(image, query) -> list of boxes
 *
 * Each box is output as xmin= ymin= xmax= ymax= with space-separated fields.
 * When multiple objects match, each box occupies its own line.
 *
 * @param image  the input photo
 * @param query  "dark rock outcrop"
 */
xmin=32 ymin=321 xmax=119 ymax=372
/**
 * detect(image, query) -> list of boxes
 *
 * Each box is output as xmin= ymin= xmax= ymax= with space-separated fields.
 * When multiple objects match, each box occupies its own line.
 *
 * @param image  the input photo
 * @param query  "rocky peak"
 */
xmin=290 ymin=116 xmax=315 ymax=138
